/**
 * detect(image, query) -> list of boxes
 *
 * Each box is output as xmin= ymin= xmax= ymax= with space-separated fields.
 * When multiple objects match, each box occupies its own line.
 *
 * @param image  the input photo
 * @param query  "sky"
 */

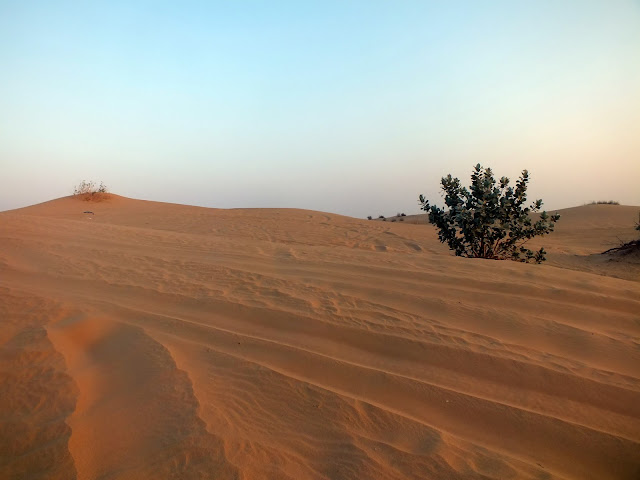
xmin=1 ymin=1 xmax=639 ymax=217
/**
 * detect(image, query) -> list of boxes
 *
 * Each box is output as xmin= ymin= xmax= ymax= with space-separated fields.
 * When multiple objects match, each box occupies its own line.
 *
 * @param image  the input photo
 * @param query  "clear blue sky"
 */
xmin=1 ymin=1 xmax=639 ymax=217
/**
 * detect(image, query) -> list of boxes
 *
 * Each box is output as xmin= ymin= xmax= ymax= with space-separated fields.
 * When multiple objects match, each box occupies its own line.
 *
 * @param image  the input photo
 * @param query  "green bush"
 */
xmin=418 ymin=164 xmax=560 ymax=263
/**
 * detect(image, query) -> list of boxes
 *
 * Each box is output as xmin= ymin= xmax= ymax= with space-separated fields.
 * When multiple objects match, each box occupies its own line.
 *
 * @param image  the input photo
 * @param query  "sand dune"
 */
xmin=1 ymin=195 xmax=639 ymax=479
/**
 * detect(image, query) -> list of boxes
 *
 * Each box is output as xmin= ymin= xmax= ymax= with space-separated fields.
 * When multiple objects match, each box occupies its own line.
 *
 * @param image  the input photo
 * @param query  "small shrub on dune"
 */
xmin=73 ymin=180 xmax=110 ymax=201
xmin=602 ymin=212 xmax=640 ymax=255
xmin=367 ymin=216 xmax=372 ymax=220
xmin=419 ymin=164 xmax=560 ymax=263
xmin=588 ymin=200 xmax=620 ymax=205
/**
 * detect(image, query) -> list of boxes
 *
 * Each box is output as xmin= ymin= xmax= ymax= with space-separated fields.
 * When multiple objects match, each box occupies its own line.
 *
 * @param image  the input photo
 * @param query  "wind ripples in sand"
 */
xmin=1 ymin=196 xmax=639 ymax=479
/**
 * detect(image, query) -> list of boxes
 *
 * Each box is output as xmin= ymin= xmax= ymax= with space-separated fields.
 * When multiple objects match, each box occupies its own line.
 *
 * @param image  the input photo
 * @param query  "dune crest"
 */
xmin=1 ymin=195 xmax=639 ymax=479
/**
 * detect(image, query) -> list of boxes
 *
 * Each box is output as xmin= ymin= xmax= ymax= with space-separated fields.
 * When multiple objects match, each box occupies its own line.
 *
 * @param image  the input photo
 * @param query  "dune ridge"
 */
xmin=1 ymin=195 xmax=639 ymax=479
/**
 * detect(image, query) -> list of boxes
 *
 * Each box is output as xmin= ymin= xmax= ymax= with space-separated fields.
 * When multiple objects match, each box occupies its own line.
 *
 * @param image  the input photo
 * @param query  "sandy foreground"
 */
xmin=0 ymin=195 xmax=639 ymax=480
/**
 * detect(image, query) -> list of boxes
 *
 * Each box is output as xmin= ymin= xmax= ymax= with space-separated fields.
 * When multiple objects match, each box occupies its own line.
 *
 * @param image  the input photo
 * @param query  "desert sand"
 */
xmin=1 ymin=195 xmax=639 ymax=480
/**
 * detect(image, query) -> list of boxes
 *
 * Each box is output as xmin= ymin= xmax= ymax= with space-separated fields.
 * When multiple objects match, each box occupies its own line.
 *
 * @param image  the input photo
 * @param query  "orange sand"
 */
xmin=1 ymin=195 xmax=639 ymax=479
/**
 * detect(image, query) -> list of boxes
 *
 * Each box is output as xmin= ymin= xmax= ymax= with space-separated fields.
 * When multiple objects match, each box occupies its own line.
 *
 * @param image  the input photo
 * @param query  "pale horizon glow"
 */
xmin=1 ymin=1 xmax=639 ymax=218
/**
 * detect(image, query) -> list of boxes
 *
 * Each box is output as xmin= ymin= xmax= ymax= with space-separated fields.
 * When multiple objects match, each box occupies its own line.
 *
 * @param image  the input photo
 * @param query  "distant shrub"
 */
xmin=378 ymin=215 xmax=385 ymax=219
xmin=367 ymin=216 xmax=372 ymax=220
xmin=73 ymin=180 xmax=109 ymax=201
xmin=588 ymin=200 xmax=620 ymax=205
xmin=419 ymin=164 xmax=560 ymax=263
xmin=401 ymin=213 xmax=406 ymax=216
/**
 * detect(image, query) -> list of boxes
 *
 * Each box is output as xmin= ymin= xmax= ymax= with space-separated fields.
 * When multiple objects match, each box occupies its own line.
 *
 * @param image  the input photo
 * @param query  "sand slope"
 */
xmin=1 ymin=195 xmax=639 ymax=480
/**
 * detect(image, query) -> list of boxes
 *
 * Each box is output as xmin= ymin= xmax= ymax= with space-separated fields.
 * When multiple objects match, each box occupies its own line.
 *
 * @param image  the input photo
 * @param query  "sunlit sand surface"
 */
xmin=1 ymin=195 xmax=639 ymax=479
